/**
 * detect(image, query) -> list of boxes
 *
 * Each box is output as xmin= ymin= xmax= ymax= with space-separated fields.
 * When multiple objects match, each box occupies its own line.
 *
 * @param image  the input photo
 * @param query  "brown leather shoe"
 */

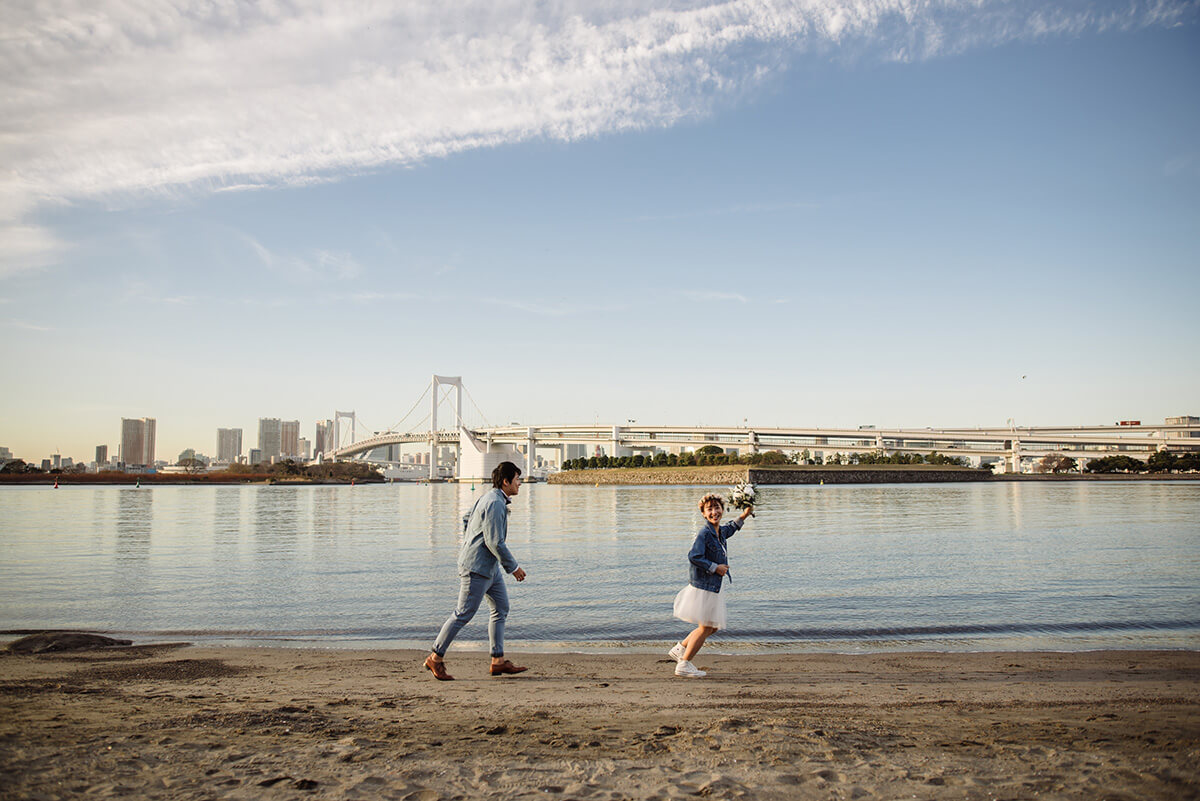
xmin=489 ymin=659 xmax=528 ymax=676
xmin=424 ymin=654 xmax=454 ymax=681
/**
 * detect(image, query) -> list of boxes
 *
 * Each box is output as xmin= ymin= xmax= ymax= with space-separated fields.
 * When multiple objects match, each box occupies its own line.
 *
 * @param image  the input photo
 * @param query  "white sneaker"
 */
xmin=668 ymin=642 xmax=685 ymax=662
xmin=675 ymin=660 xmax=706 ymax=678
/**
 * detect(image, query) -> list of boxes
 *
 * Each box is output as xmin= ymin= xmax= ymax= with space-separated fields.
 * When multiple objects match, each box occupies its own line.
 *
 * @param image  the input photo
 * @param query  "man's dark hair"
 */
xmin=492 ymin=461 xmax=522 ymax=489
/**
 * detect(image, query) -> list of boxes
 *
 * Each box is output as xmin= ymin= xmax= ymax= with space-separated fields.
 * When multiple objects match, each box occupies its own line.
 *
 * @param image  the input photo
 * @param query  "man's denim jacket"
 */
xmin=687 ymin=517 xmax=744 ymax=592
xmin=458 ymin=488 xmax=520 ymax=577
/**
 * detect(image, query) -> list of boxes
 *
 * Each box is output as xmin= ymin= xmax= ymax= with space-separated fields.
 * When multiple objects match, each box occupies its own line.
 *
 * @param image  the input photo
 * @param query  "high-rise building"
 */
xmin=281 ymin=420 xmax=300 ymax=459
xmin=298 ymin=437 xmax=311 ymax=461
xmin=95 ymin=445 xmax=107 ymax=468
xmin=315 ymin=419 xmax=333 ymax=457
xmin=120 ymin=418 xmax=156 ymax=469
xmin=258 ymin=418 xmax=282 ymax=464
xmin=217 ymin=428 xmax=243 ymax=463
xmin=249 ymin=448 xmax=263 ymax=465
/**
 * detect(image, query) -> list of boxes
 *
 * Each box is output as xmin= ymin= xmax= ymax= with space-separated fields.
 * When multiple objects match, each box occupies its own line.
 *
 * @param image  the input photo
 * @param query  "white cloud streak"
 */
xmin=242 ymin=235 xmax=362 ymax=281
xmin=8 ymin=321 xmax=55 ymax=332
xmin=682 ymin=289 xmax=748 ymax=303
xmin=1 ymin=0 xmax=1194 ymax=275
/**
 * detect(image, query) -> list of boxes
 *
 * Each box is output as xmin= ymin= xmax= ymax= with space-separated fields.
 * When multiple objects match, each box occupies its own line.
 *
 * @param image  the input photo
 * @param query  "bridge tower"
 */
xmin=431 ymin=376 xmax=463 ymax=480
xmin=333 ymin=410 xmax=356 ymax=455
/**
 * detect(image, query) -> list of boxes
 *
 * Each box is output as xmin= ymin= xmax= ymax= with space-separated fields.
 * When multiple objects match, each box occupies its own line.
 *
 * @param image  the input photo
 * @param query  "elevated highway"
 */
xmin=321 ymin=375 xmax=1196 ymax=478
xmin=330 ymin=421 xmax=1199 ymax=476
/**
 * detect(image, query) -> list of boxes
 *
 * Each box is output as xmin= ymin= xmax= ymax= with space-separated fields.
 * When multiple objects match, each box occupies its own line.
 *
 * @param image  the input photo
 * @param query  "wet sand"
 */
xmin=2 ymin=646 xmax=1197 ymax=799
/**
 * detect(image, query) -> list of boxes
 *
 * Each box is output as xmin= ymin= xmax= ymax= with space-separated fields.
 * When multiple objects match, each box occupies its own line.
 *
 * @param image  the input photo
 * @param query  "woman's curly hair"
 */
xmin=698 ymin=493 xmax=725 ymax=511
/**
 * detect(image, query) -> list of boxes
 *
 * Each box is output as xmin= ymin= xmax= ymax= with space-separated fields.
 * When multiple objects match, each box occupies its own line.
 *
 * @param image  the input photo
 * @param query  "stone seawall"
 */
xmin=747 ymin=466 xmax=992 ymax=484
xmin=547 ymin=466 xmax=992 ymax=485
xmin=546 ymin=466 xmax=750 ymax=485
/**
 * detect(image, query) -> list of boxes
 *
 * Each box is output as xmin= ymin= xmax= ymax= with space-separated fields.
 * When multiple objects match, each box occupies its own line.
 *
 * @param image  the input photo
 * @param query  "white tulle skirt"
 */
xmin=673 ymin=584 xmax=727 ymax=630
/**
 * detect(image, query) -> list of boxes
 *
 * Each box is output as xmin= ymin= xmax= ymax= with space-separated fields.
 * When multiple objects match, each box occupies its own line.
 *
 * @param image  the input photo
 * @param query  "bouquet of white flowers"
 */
xmin=728 ymin=482 xmax=757 ymax=514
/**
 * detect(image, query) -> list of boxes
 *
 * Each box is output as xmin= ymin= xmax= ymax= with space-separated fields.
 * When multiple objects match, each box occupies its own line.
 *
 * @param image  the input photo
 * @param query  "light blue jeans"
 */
xmin=432 ymin=570 xmax=509 ymax=658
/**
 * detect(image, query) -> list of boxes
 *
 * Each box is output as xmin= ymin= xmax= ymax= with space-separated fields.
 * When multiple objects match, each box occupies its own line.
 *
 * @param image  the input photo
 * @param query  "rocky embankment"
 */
xmin=547 ymin=466 xmax=749 ymax=485
xmin=547 ymin=465 xmax=992 ymax=485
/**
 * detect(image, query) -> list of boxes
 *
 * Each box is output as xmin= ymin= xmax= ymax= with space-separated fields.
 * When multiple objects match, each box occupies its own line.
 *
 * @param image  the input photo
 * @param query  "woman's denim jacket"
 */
xmin=688 ymin=517 xmax=744 ymax=593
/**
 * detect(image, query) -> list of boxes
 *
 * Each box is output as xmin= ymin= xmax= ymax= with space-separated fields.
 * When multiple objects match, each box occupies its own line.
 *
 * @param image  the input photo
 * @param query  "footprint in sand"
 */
xmin=401 ymin=791 xmax=438 ymax=801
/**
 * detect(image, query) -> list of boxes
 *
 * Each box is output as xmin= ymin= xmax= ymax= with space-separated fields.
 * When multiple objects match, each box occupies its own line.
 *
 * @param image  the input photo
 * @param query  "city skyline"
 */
xmin=2 ymin=2 xmax=1198 ymax=462
xmin=5 ymin=405 xmax=1198 ymax=468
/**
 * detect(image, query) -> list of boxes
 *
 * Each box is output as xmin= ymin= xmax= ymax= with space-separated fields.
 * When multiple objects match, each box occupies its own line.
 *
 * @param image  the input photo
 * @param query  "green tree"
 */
xmin=1086 ymin=455 xmax=1147 ymax=473
xmin=1146 ymin=451 xmax=1179 ymax=473
xmin=177 ymin=457 xmax=206 ymax=475
xmin=1036 ymin=453 xmax=1077 ymax=474
xmin=748 ymin=450 xmax=791 ymax=466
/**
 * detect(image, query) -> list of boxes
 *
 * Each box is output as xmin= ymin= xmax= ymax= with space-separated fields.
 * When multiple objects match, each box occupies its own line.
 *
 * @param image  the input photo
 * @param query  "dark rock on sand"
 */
xmin=6 ymin=632 xmax=133 ymax=654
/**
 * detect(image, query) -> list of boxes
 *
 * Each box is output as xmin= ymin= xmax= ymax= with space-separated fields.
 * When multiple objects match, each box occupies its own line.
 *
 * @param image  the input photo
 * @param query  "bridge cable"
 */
xmin=406 ymin=411 xmax=433 ymax=433
xmin=461 ymin=383 xmax=493 ymax=429
xmin=386 ymin=383 xmax=433 ymax=433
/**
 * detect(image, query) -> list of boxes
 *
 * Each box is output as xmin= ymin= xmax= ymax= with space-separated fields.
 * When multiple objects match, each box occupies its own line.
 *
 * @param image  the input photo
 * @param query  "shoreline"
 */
xmin=3 ymin=645 xmax=1197 ymax=799
xmin=546 ymin=465 xmax=1198 ymax=485
xmin=6 ymin=630 xmax=1200 ymax=655
xmin=4 ymin=467 xmax=1196 ymax=486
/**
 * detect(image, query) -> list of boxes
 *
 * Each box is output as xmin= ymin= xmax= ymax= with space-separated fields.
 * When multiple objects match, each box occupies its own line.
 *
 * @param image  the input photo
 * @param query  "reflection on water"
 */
xmin=0 ymin=481 xmax=1197 ymax=652
xmin=115 ymin=488 xmax=152 ymax=560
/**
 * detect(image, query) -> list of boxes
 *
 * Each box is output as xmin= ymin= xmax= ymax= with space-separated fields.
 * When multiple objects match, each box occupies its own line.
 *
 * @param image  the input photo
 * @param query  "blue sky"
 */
xmin=2 ymin=0 xmax=1198 ymax=463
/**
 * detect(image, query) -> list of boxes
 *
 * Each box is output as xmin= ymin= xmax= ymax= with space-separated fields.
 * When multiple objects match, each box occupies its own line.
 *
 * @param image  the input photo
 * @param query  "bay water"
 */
xmin=1 ymin=481 xmax=1197 ymax=653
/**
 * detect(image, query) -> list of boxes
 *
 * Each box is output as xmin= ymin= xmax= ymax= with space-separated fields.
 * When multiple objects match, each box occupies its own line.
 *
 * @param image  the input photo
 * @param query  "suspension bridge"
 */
xmin=318 ymin=376 xmax=1200 ymax=480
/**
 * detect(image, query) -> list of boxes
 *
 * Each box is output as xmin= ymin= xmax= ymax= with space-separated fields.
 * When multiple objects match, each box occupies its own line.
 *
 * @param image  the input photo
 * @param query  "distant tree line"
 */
xmin=1084 ymin=452 xmax=1200 ymax=474
xmin=0 ymin=459 xmax=91 ymax=475
xmin=560 ymin=447 xmax=970 ymax=471
xmin=0 ymin=458 xmax=383 ymax=482
xmin=219 ymin=459 xmax=384 ymax=481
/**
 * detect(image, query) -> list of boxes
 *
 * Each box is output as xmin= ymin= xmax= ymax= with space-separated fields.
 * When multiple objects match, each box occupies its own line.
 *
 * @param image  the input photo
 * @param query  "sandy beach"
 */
xmin=1 ymin=645 xmax=1197 ymax=800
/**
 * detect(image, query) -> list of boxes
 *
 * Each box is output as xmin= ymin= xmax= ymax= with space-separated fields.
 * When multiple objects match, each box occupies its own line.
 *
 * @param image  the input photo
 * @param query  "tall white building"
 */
xmin=258 ymin=418 xmax=281 ymax=464
xmin=217 ymin=428 xmax=243 ymax=463
xmin=281 ymin=420 xmax=300 ymax=459
xmin=315 ymin=419 xmax=333 ymax=457
xmin=120 ymin=418 xmax=156 ymax=469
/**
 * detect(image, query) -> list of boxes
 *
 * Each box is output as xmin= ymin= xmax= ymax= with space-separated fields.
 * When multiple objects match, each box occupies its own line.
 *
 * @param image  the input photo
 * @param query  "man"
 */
xmin=424 ymin=461 xmax=528 ymax=680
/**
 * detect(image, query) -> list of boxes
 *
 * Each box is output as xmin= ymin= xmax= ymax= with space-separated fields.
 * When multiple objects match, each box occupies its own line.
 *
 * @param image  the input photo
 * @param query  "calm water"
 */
xmin=1 ymin=482 xmax=1197 ymax=653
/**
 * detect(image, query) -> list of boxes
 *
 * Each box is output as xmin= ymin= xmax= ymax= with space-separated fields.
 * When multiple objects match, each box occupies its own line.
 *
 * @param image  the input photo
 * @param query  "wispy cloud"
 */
xmin=682 ymin=290 xmax=748 ymax=303
xmin=635 ymin=200 xmax=823 ymax=222
xmin=1164 ymin=153 xmax=1200 ymax=177
xmin=0 ymin=221 xmax=68 ymax=278
xmin=8 ymin=320 xmax=54 ymax=332
xmin=334 ymin=291 xmax=420 ymax=303
xmin=1 ymin=1 xmax=1193 ymax=274
xmin=243 ymin=236 xmax=362 ymax=282
xmin=119 ymin=278 xmax=195 ymax=306
xmin=484 ymin=298 xmax=573 ymax=316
